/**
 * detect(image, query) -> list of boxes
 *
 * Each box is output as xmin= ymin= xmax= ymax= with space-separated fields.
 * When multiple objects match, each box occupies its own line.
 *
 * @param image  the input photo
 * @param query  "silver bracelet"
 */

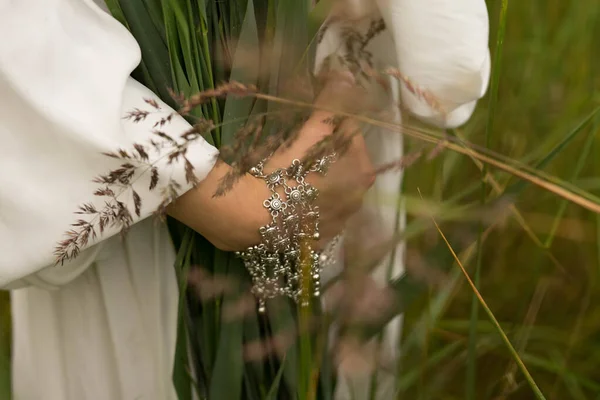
xmin=236 ymin=155 xmax=337 ymax=313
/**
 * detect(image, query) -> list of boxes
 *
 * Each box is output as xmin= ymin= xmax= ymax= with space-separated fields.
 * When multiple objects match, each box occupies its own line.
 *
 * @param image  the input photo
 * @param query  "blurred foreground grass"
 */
xmin=0 ymin=0 xmax=599 ymax=399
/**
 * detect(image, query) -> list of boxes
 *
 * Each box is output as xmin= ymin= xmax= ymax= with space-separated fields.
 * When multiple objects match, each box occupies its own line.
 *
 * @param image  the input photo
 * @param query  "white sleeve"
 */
xmin=0 ymin=0 xmax=219 ymax=287
xmin=376 ymin=0 xmax=491 ymax=128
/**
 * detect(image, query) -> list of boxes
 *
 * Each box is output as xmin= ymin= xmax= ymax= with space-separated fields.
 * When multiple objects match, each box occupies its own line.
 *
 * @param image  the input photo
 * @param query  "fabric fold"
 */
xmin=0 ymin=0 xmax=219 ymax=288
xmin=376 ymin=0 xmax=491 ymax=127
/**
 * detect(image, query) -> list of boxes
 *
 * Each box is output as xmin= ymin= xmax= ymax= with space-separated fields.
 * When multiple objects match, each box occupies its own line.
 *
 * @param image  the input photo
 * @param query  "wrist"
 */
xmin=167 ymin=160 xmax=270 ymax=251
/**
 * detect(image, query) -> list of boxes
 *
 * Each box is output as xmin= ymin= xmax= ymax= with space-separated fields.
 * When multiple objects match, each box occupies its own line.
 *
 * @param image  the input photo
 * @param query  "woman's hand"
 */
xmin=265 ymin=111 xmax=375 ymax=247
xmin=167 ymin=81 xmax=375 ymax=251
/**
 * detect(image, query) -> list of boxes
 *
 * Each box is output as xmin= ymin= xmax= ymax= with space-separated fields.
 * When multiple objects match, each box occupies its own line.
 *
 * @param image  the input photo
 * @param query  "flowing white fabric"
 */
xmin=315 ymin=1 xmax=490 ymax=398
xmin=0 ymin=0 xmax=218 ymax=398
xmin=0 ymin=0 xmax=489 ymax=399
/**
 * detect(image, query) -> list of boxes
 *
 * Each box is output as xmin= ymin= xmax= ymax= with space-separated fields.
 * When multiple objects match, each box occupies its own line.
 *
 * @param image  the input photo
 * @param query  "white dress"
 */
xmin=0 ymin=0 xmax=489 ymax=399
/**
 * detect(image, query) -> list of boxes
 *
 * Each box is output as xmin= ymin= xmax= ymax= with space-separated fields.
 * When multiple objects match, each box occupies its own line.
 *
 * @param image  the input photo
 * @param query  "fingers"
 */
xmin=315 ymin=193 xmax=365 ymax=250
xmin=346 ymin=132 xmax=376 ymax=188
xmin=269 ymin=74 xmax=358 ymax=168
xmin=316 ymin=176 xmax=369 ymax=247
xmin=260 ymin=74 xmax=375 ymax=253
xmin=314 ymin=71 xmax=356 ymax=112
xmin=316 ymin=215 xmax=345 ymax=250
xmin=268 ymin=111 xmax=336 ymax=168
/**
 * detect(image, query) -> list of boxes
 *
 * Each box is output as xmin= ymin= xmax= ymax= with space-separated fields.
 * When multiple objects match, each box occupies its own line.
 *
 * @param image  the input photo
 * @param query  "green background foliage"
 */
xmin=400 ymin=1 xmax=600 ymax=398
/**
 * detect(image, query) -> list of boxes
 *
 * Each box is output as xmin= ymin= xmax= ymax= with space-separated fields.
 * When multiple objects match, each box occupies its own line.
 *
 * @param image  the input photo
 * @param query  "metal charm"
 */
xmin=237 ymin=156 xmax=337 ymax=313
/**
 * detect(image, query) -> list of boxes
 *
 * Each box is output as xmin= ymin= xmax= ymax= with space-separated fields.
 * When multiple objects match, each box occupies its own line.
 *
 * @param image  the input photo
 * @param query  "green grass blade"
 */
xmin=257 ymin=5 xmax=313 ymax=394
xmin=141 ymin=0 xmax=167 ymax=43
xmin=544 ymin=119 xmax=598 ymax=247
xmin=243 ymin=313 xmax=265 ymax=384
xmin=208 ymin=256 xmax=244 ymax=400
xmin=469 ymin=1 xmax=510 ymax=396
xmin=504 ymin=106 xmax=600 ymax=196
xmin=190 ymin=235 xmax=220 ymax=389
xmin=104 ymin=0 xmax=128 ymax=25
xmin=117 ymin=0 xmax=175 ymax=105
xmin=162 ymin=1 xmax=191 ymax=94
xmin=196 ymin=0 xmax=207 ymax=21
xmin=432 ymin=216 xmax=546 ymax=399
xmin=318 ymin=322 xmax=334 ymax=400
xmin=208 ymin=316 xmax=244 ymax=400
xmin=467 ymin=227 xmax=483 ymax=400
xmin=221 ymin=0 xmax=260 ymax=146
xmin=396 ymin=341 xmax=463 ymax=393
xmin=196 ymin=5 xmax=223 ymax=146
xmin=485 ymin=0 xmax=510 ymax=151
xmin=308 ymin=0 xmax=333 ymax=41
xmin=166 ymin=0 xmax=202 ymax=93
xmin=267 ymin=301 xmax=299 ymax=398
xmin=0 ymin=291 xmax=10 ymax=400
xmin=265 ymin=357 xmax=287 ymax=400
xmin=268 ymin=0 xmax=309 ymax=98
xmin=105 ymin=0 xmax=165 ymax=100
xmin=520 ymin=353 xmax=600 ymax=393
xmin=172 ymin=230 xmax=195 ymax=400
